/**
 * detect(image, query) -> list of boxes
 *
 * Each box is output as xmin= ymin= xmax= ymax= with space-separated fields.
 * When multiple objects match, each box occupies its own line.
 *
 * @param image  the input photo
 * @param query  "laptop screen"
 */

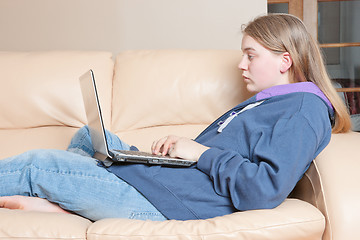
xmin=79 ymin=69 xmax=111 ymax=161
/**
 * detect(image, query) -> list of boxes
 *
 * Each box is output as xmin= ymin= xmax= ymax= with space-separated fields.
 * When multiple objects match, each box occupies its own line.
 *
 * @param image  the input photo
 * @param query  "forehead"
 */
xmin=241 ymin=34 xmax=265 ymax=52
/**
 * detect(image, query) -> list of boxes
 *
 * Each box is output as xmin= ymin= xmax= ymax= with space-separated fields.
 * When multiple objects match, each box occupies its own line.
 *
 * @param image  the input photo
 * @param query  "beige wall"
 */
xmin=0 ymin=0 xmax=266 ymax=55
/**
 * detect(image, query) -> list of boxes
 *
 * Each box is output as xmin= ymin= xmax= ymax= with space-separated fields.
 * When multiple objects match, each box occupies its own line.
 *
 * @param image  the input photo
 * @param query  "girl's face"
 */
xmin=239 ymin=35 xmax=291 ymax=93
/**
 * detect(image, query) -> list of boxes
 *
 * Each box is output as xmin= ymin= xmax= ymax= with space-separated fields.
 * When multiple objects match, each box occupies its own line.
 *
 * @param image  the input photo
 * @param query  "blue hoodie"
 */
xmin=108 ymin=82 xmax=334 ymax=220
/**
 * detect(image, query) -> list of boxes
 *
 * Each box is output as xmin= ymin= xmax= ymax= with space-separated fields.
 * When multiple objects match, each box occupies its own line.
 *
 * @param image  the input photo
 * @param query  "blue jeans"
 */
xmin=0 ymin=126 xmax=167 ymax=221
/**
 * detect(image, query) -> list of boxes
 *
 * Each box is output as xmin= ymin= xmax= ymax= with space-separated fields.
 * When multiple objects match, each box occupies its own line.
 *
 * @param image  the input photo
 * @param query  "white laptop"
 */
xmin=79 ymin=69 xmax=196 ymax=167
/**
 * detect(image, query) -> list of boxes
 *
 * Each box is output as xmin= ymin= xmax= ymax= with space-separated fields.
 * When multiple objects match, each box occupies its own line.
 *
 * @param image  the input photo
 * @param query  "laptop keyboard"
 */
xmin=115 ymin=150 xmax=175 ymax=159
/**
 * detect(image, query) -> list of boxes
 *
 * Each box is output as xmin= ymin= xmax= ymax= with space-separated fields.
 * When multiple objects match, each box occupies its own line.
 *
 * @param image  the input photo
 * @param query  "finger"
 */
xmin=168 ymin=145 xmax=177 ymax=158
xmin=161 ymin=137 xmax=176 ymax=156
xmin=152 ymin=137 xmax=168 ymax=155
xmin=151 ymin=141 xmax=157 ymax=154
xmin=162 ymin=142 xmax=173 ymax=156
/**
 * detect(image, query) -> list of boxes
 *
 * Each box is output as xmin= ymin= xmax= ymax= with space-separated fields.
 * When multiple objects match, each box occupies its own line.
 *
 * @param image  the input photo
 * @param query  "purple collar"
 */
xmin=256 ymin=82 xmax=333 ymax=110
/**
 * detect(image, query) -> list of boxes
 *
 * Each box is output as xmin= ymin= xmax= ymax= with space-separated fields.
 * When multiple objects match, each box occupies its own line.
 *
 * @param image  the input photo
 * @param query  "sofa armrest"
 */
xmin=292 ymin=132 xmax=360 ymax=240
xmin=87 ymin=199 xmax=324 ymax=240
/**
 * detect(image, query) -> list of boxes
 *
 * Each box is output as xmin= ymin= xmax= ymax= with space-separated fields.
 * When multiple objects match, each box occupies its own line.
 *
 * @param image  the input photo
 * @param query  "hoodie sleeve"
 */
xmin=196 ymin=112 xmax=331 ymax=211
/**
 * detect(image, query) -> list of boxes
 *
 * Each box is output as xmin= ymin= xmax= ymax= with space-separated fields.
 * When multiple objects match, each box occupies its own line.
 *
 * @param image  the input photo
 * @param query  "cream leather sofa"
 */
xmin=0 ymin=50 xmax=359 ymax=240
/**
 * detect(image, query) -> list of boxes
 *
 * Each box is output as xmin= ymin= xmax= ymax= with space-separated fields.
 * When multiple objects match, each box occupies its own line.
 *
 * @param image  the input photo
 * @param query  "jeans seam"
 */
xmin=129 ymin=211 xmax=164 ymax=219
xmin=0 ymin=169 xmax=23 ymax=175
xmin=28 ymin=163 xmax=126 ymax=185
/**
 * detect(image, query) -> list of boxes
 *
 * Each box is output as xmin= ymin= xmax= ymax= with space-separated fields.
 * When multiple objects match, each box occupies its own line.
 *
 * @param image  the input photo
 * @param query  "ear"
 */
xmin=280 ymin=52 xmax=292 ymax=73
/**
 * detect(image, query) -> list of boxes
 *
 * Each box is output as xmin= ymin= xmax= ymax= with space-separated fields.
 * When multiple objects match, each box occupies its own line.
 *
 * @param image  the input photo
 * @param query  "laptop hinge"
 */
xmin=93 ymin=152 xmax=113 ymax=167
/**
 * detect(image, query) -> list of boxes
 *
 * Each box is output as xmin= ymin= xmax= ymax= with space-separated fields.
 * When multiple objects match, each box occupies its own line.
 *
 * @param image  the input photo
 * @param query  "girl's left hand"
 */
xmin=151 ymin=135 xmax=209 ymax=162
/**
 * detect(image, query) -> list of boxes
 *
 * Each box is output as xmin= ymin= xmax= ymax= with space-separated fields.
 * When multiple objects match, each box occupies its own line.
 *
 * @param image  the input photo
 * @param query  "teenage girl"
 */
xmin=0 ymin=14 xmax=351 ymax=221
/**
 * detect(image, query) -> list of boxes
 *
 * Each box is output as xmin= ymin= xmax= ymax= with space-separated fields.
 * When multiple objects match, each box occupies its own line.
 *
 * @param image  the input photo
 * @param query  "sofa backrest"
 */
xmin=0 ymin=51 xmax=114 ymax=158
xmin=0 ymin=50 xmax=251 ymax=157
xmin=111 ymin=50 xmax=253 ymax=151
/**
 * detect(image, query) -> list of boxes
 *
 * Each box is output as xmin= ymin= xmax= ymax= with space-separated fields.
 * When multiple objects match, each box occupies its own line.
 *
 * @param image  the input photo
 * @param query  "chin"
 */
xmin=246 ymin=84 xmax=259 ymax=93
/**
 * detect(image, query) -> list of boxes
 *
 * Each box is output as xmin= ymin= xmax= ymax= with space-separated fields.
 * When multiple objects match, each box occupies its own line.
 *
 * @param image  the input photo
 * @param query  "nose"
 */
xmin=238 ymin=56 xmax=248 ymax=71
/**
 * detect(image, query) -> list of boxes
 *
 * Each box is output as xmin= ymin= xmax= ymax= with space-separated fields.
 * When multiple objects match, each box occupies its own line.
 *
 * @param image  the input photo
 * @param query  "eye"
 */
xmin=248 ymin=54 xmax=254 ymax=61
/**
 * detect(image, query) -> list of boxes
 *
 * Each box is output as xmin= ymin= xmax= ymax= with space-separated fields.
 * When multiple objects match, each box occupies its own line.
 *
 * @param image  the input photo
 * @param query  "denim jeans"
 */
xmin=0 ymin=126 xmax=167 ymax=221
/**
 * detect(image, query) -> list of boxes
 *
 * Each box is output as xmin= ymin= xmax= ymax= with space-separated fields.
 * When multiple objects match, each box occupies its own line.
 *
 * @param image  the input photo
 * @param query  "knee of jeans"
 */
xmin=68 ymin=125 xmax=93 ymax=149
xmin=82 ymin=125 xmax=90 ymax=132
xmin=21 ymin=149 xmax=65 ymax=167
xmin=23 ymin=149 xmax=51 ymax=159
xmin=76 ymin=125 xmax=90 ymax=137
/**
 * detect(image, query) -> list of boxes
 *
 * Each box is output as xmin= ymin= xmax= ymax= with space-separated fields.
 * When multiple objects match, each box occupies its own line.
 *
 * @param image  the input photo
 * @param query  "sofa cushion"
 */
xmin=87 ymin=199 xmax=324 ymax=240
xmin=111 ymin=50 xmax=253 ymax=151
xmin=0 ymin=51 xmax=114 ymax=158
xmin=0 ymin=209 xmax=91 ymax=240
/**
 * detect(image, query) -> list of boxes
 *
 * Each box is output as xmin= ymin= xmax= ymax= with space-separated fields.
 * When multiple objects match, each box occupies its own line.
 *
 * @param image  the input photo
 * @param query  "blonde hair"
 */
xmin=243 ymin=13 xmax=351 ymax=133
